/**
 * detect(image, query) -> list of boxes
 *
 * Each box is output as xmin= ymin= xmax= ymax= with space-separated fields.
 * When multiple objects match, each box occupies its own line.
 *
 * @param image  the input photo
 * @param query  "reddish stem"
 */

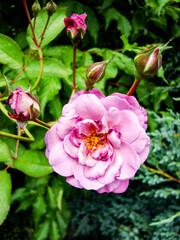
xmin=127 ymin=79 xmax=140 ymax=96
xmin=39 ymin=15 xmax=50 ymax=47
xmin=22 ymin=0 xmax=38 ymax=46
xmin=73 ymin=45 xmax=77 ymax=92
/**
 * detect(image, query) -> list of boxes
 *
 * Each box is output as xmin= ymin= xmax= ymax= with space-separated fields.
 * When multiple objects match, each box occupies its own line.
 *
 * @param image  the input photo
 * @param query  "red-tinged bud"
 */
xmin=32 ymin=0 xmax=41 ymax=17
xmin=46 ymin=0 xmax=57 ymax=16
xmin=85 ymin=58 xmax=113 ymax=89
xmin=134 ymin=45 xmax=162 ymax=80
xmin=64 ymin=13 xmax=87 ymax=45
xmin=7 ymin=87 xmax=40 ymax=128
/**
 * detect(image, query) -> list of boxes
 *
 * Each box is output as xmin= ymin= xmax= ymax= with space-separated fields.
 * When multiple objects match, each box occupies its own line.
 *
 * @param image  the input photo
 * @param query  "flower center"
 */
xmin=85 ymin=132 xmax=107 ymax=150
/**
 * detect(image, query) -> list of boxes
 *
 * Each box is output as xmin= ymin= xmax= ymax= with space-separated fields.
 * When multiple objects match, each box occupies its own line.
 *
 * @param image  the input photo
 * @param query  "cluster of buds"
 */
xmin=31 ymin=0 xmax=57 ymax=17
xmin=64 ymin=13 xmax=87 ymax=45
xmin=7 ymin=87 xmax=40 ymax=128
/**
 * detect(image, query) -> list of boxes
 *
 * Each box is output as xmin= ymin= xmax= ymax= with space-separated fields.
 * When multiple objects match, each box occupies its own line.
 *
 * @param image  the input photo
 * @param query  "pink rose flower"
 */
xmin=64 ymin=13 xmax=87 ymax=44
xmin=8 ymin=87 xmax=40 ymax=122
xmin=45 ymin=88 xmax=150 ymax=193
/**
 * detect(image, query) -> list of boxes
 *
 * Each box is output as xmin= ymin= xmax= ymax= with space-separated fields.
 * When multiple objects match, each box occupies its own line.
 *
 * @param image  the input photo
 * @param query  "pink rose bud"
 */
xmin=64 ymin=13 xmax=87 ymax=45
xmin=134 ymin=45 xmax=162 ymax=80
xmin=7 ymin=87 xmax=40 ymax=125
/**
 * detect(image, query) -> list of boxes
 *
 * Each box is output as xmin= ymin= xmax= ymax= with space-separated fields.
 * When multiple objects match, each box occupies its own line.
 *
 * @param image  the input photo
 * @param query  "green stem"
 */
xmin=31 ymin=46 xmax=43 ymax=91
xmin=0 ymin=97 xmax=8 ymax=102
xmin=0 ymin=131 xmax=34 ymax=142
xmin=127 ymin=79 xmax=141 ymax=96
xmin=72 ymin=45 xmax=77 ymax=93
xmin=34 ymin=118 xmax=51 ymax=129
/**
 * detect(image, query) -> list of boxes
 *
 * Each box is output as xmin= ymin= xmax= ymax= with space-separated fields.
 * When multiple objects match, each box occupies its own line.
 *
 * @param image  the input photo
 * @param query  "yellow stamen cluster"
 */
xmin=85 ymin=132 xmax=107 ymax=150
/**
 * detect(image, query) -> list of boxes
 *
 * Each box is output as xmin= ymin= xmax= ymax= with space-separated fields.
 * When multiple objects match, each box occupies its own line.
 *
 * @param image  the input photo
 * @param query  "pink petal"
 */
xmin=98 ymin=149 xmax=122 ymax=185
xmin=137 ymin=137 xmax=150 ymax=164
xmin=75 ymin=94 xmax=106 ymax=121
xmin=56 ymin=116 xmax=77 ymax=140
xmin=78 ymin=119 xmax=101 ymax=136
xmin=117 ymin=142 xmax=140 ymax=180
xmin=66 ymin=176 xmax=83 ymax=189
xmin=131 ymin=128 xmax=149 ymax=153
xmin=78 ymin=142 xmax=97 ymax=166
xmin=100 ymin=95 xmax=130 ymax=111
xmin=107 ymin=130 xmax=121 ymax=148
xmin=90 ymin=88 xmax=105 ymax=99
xmin=49 ymin=142 xmax=74 ymax=177
xmin=72 ymin=162 xmax=104 ymax=190
xmin=84 ymin=159 xmax=110 ymax=179
xmin=63 ymin=134 xmax=79 ymax=159
xmin=45 ymin=123 xmax=60 ymax=152
xmin=112 ymin=179 xmax=129 ymax=193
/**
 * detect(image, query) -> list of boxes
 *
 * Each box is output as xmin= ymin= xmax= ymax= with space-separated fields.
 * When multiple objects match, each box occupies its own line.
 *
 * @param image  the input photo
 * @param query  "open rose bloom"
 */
xmin=45 ymin=88 xmax=150 ymax=193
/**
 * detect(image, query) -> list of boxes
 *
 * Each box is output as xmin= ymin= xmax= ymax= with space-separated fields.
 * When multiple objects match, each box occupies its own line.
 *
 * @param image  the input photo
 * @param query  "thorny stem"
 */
xmin=127 ymin=79 xmax=141 ymax=96
xmin=72 ymin=45 xmax=77 ymax=93
xmin=34 ymin=118 xmax=51 ymax=129
xmin=39 ymin=15 xmax=50 ymax=47
xmin=143 ymin=164 xmax=180 ymax=183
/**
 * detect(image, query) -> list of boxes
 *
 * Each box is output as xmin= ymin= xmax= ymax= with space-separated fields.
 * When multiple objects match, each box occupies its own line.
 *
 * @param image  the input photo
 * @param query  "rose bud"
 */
xmin=32 ymin=0 xmax=41 ymax=17
xmin=46 ymin=0 xmax=57 ymax=16
xmin=85 ymin=58 xmax=113 ymax=90
xmin=134 ymin=45 xmax=162 ymax=80
xmin=7 ymin=87 xmax=40 ymax=128
xmin=64 ymin=13 xmax=87 ymax=45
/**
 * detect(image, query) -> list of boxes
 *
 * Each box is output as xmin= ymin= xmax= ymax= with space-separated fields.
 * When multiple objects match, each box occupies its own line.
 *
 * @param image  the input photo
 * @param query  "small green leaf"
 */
xmin=33 ymin=194 xmax=47 ymax=226
xmin=27 ymin=7 xmax=67 ymax=49
xmin=0 ymin=34 xmax=24 ymax=69
xmin=0 ymin=171 xmax=12 ymax=225
xmin=47 ymin=186 xmax=57 ymax=210
xmin=14 ymin=150 xmax=53 ymax=177
xmin=48 ymin=96 xmax=62 ymax=120
xmin=34 ymin=220 xmax=50 ymax=240
xmin=49 ymin=220 xmax=60 ymax=240
xmin=0 ymin=139 xmax=10 ymax=162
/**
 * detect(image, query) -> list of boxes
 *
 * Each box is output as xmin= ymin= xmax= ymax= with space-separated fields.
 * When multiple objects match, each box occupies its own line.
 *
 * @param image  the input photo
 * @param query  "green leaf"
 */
xmin=0 ymin=139 xmax=10 ymax=162
xmin=25 ymin=58 xmax=70 ymax=79
xmin=27 ymin=7 xmax=67 ymax=49
xmin=157 ymin=0 xmax=180 ymax=16
xmin=0 ymin=171 xmax=12 ymax=225
xmin=34 ymin=220 xmax=50 ymax=240
xmin=47 ymin=186 xmax=57 ymax=210
xmin=14 ymin=150 xmax=53 ymax=177
xmin=33 ymin=194 xmax=47 ymax=226
xmin=114 ymin=51 xmax=135 ymax=75
xmin=48 ymin=96 xmax=62 ymax=120
xmin=49 ymin=220 xmax=60 ymax=240
xmin=38 ymin=77 xmax=62 ymax=118
xmin=104 ymin=8 xmax=132 ymax=36
xmin=0 ymin=34 xmax=24 ymax=69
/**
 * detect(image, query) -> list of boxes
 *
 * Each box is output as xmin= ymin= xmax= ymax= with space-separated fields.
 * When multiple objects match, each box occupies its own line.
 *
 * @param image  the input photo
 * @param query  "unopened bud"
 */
xmin=32 ymin=0 xmax=41 ymax=17
xmin=134 ymin=46 xmax=162 ymax=80
xmin=7 ymin=87 xmax=40 ymax=128
xmin=46 ymin=1 xmax=57 ymax=16
xmin=85 ymin=58 xmax=113 ymax=89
